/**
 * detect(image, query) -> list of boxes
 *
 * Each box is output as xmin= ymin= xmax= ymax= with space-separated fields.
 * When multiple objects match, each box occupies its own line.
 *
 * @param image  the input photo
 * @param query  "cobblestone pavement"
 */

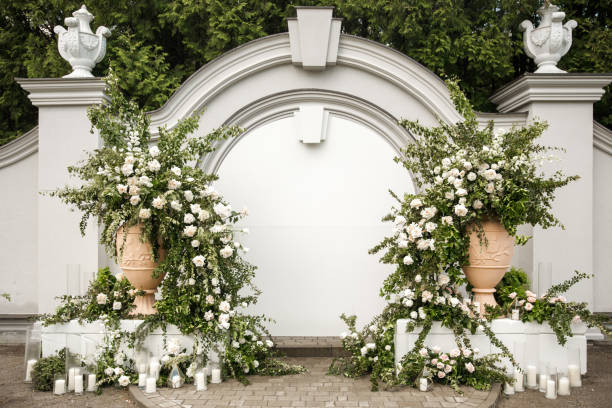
xmin=130 ymin=357 xmax=497 ymax=408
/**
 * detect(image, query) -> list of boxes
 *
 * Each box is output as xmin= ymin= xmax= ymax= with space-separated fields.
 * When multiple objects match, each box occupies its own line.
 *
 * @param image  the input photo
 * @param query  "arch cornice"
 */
xmin=147 ymin=33 xmax=463 ymax=136
xmin=198 ymin=89 xmax=414 ymax=175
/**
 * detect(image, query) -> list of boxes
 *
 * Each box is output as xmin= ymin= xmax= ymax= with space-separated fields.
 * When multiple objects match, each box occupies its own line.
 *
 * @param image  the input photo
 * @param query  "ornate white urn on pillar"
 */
xmin=519 ymin=3 xmax=577 ymax=73
xmin=54 ymin=5 xmax=111 ymax=78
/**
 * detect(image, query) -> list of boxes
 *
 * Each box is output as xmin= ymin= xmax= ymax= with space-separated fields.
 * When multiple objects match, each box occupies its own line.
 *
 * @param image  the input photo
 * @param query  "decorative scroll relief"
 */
xmin=519 ymin=4 xmax=576 ymax=74
xmin=287 ymin=7 xmax=341 ymax=70
xmin=294 ymin=104 xmax=330 ymax=144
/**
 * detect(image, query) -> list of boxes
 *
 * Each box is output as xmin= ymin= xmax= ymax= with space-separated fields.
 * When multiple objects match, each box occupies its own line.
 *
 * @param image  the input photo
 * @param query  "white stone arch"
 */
xmin=147 ymin=33 xmax=463 ymax=142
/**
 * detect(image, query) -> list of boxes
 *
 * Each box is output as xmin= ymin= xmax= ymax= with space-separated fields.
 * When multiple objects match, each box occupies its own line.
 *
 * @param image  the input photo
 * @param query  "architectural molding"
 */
xmin=490 ymin=73 xmax=612 ymax=113
xmin=476 ymin=112 xmax=528 ymax=128
xmin=287 ymin=7 xmax=341 ymax=70
xmin=199 ymin=88 xmax=414 ymax=176
xmin=594 ymin=121 xmax=612 ymax=155
xmin=15 ymin=77 xmax=108 ymax=106
xmin=0 ymin=126 xmax=38 ymax=169
xmin=147 ymin=33 xmax=463 ymax=136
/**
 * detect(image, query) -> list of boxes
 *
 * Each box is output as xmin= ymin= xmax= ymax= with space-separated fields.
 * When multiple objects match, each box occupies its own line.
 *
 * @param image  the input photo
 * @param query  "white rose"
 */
xmin=118 ymin=375 xmax=130 ymax=387
xmin=266 ymin=340 xmax=274 ymax=348
xmin=183 ymin=225 xmax=197 ymax=237
xmin=96 ymin=293 xmax=107 ymax=305
xmin=104 ymin=367 xmax=114 ymax=376
xmin=211 ymin=277 xmax=219 ymax=286
xmin=128 ymin=184 xmax=140 ymax=195
xmin=253 ymin=360 xmax=259 ymax=368
xmin=192 ymin=255 xmax=206 ymax=267
xmin=170 ymin=166 xmax=181 ymax=176
xmin=112 ymin=301 xmax=122 ymax=310
xmin=188 ymin=278 xmax=196 ymax=286
xmin=114 ymin=367 xmax=124 ymax=376
xmin=213 ymin=203 xmax=232 ymax=218
xmin=483 ymin=169 xmax=497 ymax=181
xmin=204 ymin=310 xmax=214 ymax=321
xmin=472 ymin=200 xmax=483 ymax=209
xmin=458 ymin=197 xmax=466 ymax=205
xmin=149 ymin=146 xmax=160 ymax=157
xmin=453 ymin=178 xmax=463 ymax=189
xmin=409 ymin=198 xmax=423 ymax=209
xmin=397 ymin=240 xmax=409 ymax=248
xmin=415 ymin=274 xmax=422 ymax=283
xmin=190 ymin=204 xmax=202 ymax=214
xmin=485 ymin=182 xmax=495 ymax=194
xmin=220 ymin=245 xmax=234 ymax=258
xmin=218 ymin=313 xmax=231 ymax=330
xmin=403 ymin=255 xmax=413 ymax=265
xmin=433 ymin=166 xmax=441 ymax=174
xmin=129 ymin=195 xmax=141 ymax=205
xmin=445 ymin=191 xmax=454 ymax=200
xmin=410 ymin=311 xmax=418 ymax=319
xmin=454 ymin=204 xmax=468 ymax=217
xmin=184 ymin=213 xmax=195 ymax=224
xmin=441 ymin=158 xmax=451 ymax=167
xmin=152 ymin=196 xmax=166 ymax=209
xmin=463 ymin=161 xmax=472 ymax=170
xmin=434 ymin=176 xmax=443 ymax=184
xmin=116 ymin=184 xmax=128 ymax=194
xmin=167 ymin=179 xmax=181 ymax=190
xmin=420 ymin=207 xmax=437 ymax=220
xmin=441 ymin=216 xmax=453 ymax=225
xmin=184 ymin=190 xmax=194 ymax=202
xmin=425 ymin=222 xmax=437 ymax=232
xmin=147 ymin=159 xmax=161 ymax=172
xmin=191 ymin=239 xmax=200 ymax=248
xmin=467 ymin=172 xmax=476 ymax=181
xmin=219 ymin=301 xmax=231 ymax=313
xmin=170 ymin=200 xmax=182 ymax=211
xmin=139 ymin=208 xmax=151 ymax=219
xmin=198 ymin=210 xmax=210 ymax=222
xmin=438 ymin=274 xmax=450 ymax=286
xmin=121 ymin=163 xmax=133 ymax=176
xmin=455 ymin=188 xmax=467 ymax=197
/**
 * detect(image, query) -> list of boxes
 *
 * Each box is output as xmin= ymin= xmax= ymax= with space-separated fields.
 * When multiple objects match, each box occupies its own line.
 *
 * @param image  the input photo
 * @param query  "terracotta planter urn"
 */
xmin=463 ymin=218 xmax=514 ymax=315
xmin=116 ymin=223 xmax=166 ymax=315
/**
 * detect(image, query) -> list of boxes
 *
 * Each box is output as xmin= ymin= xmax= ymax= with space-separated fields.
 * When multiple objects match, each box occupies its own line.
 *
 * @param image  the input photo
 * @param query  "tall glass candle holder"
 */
xmin=86 ymin=370 xmax=97 ymax=392
xmin=568 ymin=347 xmax=582 ymax=387
xmin=512 ymin=341 xmax=526 ymax=392
xmin=538 ymin=361 xmax=548 ymax=393
xmin=149 ymin=356 xmax=160 ymax=380
xmin=524 ymin=345 xmax=538 ymax=389
xmin=558 ymin=371 xmax=571 ymax=396
xmin=503 ymin=367 xmax=515 ymax=395
xmin=195 ymin=368 xmax=207 ymax=391
xmin=24 ymin=324 xmax=42 ymax=383
xmin=54 ymin=373 xmax=67 ymax=395
xmin=74 ymin=370 xmax=84 ymax=395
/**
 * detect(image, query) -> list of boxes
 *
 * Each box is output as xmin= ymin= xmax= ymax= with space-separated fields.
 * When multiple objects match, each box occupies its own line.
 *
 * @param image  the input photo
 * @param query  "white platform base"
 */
xmin=41 ymin=320 xmax=221 ymax=363
xmin=395 ymin=319 xmax=587 ymax=374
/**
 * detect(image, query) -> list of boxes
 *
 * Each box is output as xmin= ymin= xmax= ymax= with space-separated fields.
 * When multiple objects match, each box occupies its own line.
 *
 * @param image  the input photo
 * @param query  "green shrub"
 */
xmin=31 ymin=348 xmax=66 ymax=391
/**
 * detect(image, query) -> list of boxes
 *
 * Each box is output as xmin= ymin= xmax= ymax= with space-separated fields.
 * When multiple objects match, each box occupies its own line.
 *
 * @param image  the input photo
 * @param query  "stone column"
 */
xmin=491 ymin=74 xmax=612 ymax=309
xmin=16 ymin=78 xmax=107 ymax=313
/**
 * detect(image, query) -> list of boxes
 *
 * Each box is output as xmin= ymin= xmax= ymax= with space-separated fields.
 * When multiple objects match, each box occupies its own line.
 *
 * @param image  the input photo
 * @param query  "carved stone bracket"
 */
xmin=287 ymin=7 xmax=342 ymax=71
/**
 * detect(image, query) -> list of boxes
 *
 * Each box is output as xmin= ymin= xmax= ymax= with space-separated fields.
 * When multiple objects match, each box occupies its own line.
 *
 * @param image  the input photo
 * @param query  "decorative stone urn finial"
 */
xmin=519 ymin=3 xmax=577 ymax=73
xmin=54 ymin=5 xmax=111 ymax=78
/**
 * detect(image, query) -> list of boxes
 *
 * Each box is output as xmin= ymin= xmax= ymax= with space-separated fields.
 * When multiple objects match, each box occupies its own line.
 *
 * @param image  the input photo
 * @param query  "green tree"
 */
xmin=1 ymin=0 xmax=610 ymax=145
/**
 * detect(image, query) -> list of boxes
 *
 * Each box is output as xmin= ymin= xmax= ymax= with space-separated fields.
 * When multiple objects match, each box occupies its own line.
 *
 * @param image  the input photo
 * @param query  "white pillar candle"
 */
xmin=511 ymin=308 xmax=520 ymax=321
xmin=195 ymin=372 xmax=206 ymax=391
xmin=25 ymin=359 xmax=37 ymax=382
xmin=54 ymin=379 xmax=66 ymax=395
xmin=74 ymin=375 xmax=83 ymax=394
xmin=67 ymin=368 xmax=76 ymax=391
xmin=545 ymin=379 xmax=557 ymax=399
xmin=87 ymin=374 xmax=96 ymax=392
xmin=419 ymin=377 xmax=428 ymax=392
xmin=145 ymin=377 xmax=156 ymax=393
xmin=526 ymin=365 xmax=537 ymax=388
xmin=568 ymin=364 xmax=581 ymax=387
xmin=513 ymin=370 xmax=524 ymax=392
xmin=149 ymin=361 xmax=160 ymax=379
xmin=504 ymin=381 xmax=515 ymax=395
xmin=211 ymin=368 xmax=222 ymax=384
xmin=138 ymin=373 xmax=147 ymax=388
xmin=539 ymin=374 xmax=548 ymax=392
xmin=171 ymin=375 xmax=181 ymax=388
xmin=558 ymin=377 xmax=571 ymax=396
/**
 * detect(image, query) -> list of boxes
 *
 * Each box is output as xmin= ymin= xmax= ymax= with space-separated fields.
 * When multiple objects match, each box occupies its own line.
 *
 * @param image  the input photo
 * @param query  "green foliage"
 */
xmin=40 ymin=267 xmax=142 ymax=328
xmin=32 ymin=348 xmax=66 ymax=391
xmin=494 ymin=270 xmax=611 ymax=345
xmin=2 ymin=0 xmax=610 ymax=145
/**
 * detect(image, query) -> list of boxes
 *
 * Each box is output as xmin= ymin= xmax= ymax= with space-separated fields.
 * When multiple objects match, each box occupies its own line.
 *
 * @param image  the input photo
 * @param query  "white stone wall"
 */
xmin=0 ymin=151 xmax=38 ymax=313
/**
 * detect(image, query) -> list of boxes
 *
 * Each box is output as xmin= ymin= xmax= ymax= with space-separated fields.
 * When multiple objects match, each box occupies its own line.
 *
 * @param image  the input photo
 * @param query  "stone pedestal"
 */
xmin=41 ymin=320 xmax=221 ymax=363
xmin=395 ymin=318 xmax=587 ymax=374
